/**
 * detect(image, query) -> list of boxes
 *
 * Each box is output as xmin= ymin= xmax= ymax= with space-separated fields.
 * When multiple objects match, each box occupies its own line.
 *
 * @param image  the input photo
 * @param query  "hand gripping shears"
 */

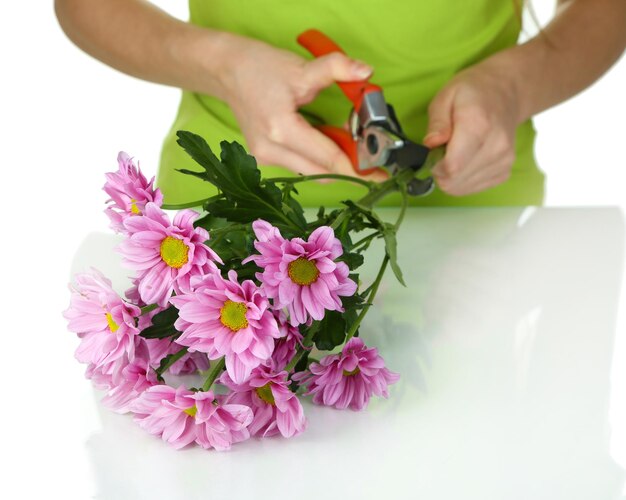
xmin=297 ymin=29 xmax=443 ymax=196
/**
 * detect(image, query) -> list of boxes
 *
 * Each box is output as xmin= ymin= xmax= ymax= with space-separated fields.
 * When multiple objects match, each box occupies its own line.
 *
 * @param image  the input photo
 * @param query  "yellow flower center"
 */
xmin=220 ymin=300 xmax=249 ymax=332
xmin=130 ymin=198 xmax=141 ymax=215
xmin=255 ymin=383 xmax=275 ymax=405
xmin=287 ymin=257 xmax=319 ymax=286
xmin=105 ymin=312 xmax=119 ymax=333
xmin=160 ymin=236 xmax=189 ymax=268
xmin=343 ymin=367 xmax=360 ymax=377
xmin=183 ymin=405 xmax=197 ymax=417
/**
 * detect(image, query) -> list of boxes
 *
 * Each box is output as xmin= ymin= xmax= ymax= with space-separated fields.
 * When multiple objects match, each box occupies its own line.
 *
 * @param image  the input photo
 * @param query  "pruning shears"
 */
xmin=297 ymin=29 xmax=444 ymax=196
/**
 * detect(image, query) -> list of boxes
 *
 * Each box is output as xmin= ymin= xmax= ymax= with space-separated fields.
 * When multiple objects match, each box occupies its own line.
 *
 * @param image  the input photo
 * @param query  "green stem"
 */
xmin=140 ymin=304 xmax=159 ymax=315
xmin=285 ymin=349 xmax=307 ymax=374
xmin=156 ymin=347 xmax=188 ymax=377
xmin=286 ymin=169 xmax=414 ymax=371
xmin=330 ymin=209 xmax=350 ymax=230
xmin=357 ymin=168 xmax=414 ymax=208
xmin=285 ymin=326 xmax=317 ymax=372
xmin=209 ymin=223 xmax=249 ymax=236
xmin=349 ymin=231 xmax=380 ymax=251
xmin=201 ymin=357 xmax=226 ymax=392
xmin=330 ymin=168 xmax=413 ymax=231
xmin=345 ymin=255 xmax=389 ymax=341
xmin=161 ymin=194 xmax=223 ymax=210
xmin=395 ymin=181 xmax=409 ymax=231
xmin=264 ymin=173 xmax=374 ymax=189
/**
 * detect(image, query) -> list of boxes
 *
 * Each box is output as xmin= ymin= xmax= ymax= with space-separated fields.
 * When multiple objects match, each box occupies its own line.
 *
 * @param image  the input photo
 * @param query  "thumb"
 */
xmin=304 ymin=52 xmax=373 ymax=93
xmin=424 ymin=88 xmax=455 ymax=148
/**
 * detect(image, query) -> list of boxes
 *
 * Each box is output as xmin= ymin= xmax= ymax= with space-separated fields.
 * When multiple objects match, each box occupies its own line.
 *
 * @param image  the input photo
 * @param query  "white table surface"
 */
xmin=16 ymin=207 xmax=626 ymax=500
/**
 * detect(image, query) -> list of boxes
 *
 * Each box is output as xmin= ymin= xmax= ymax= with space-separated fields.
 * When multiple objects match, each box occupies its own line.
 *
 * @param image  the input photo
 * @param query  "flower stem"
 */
xmin=161 ymin=194 xmax=223 ymax=210
xmin=357 ymin=168 xmax=414 ymax=208
xmin=285 ymin=350 xmax=306 ymax=373
xmin=330 ymin=168 xmax=413 ymax=231
xmin=349 ymin=231 xmax=380 ymax=251
xmin=345 ymin=255 xmax=389 ymax=342
xmin=285 ymin=326 xmax=317 ymax=372
xmin=201 ymin=357 xmax=226 ymax=392
xmin=330 ymin=210 xmax=350 ymax=230
xmin=140 ymin=304 xmax=159 ymax=315
xmin=156 ymin=347 xmax=188 ymax=378
xmin=395 ymin=182 xmax=409 ymax=231
xmin=209 ymin=223 xmax=249 ymax=236
xmin=264 ymin=173 xmax=374 ymax=189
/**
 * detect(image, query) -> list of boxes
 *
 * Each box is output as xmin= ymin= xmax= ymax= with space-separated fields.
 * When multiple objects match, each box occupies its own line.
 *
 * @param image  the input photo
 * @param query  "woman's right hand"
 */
xmin=214 ymin=34 xmax=387 ymax=181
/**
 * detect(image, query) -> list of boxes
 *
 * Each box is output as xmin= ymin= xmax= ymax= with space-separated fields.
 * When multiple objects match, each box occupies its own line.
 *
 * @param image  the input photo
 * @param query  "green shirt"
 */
xmin=158 ymin=0 xmax=545 ymax=207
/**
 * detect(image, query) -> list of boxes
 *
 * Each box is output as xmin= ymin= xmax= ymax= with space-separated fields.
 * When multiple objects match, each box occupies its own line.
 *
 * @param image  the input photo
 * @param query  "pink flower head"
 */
xmin=244 ymin=220 xmax=357 ymax=326
xmin=268 ymin=310 xmax=305 ymax=371
xmin=101 ymin=354 xmax=157 ymax=413
xmin=85 ymin=356 xmax=123 ymax=391
xmin=64 ymin=269 xmax=141 ymax=367
xmin=294 ymin=337 xmax=400 ymax=411
xmin=124 ymin=277 xmax=145 ymax=307
xmin=118 ymin=202 xmax=222 ymax=307
xmin=131 ymin=385 xmax=253 ymax=450
xmin=104 ymin=152 xmax=163 ymax=233
xmin=221 ymin=366 xmax=306 ymax=438
xmin=170 ymin=270 xmax=282 ymax=384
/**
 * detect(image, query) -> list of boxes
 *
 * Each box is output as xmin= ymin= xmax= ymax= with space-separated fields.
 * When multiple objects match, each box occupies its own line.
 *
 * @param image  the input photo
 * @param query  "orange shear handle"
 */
xmin=297 ymin=29 xmax=383 ymax=176
xmin=297 ymin=29 xmax=381 ymax=112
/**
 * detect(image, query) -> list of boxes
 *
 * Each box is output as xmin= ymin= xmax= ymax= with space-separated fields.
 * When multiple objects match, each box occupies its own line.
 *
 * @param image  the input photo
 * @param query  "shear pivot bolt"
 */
xmin=366 ymin=134 xmax=379 ymax=155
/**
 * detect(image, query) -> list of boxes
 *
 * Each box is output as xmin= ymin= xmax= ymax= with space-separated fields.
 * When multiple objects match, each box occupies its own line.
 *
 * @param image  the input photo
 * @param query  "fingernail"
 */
xmin=423 ymin=132 xmax=440 ymax=143
xmin=353 ymin=61 xmax=373 ymax=79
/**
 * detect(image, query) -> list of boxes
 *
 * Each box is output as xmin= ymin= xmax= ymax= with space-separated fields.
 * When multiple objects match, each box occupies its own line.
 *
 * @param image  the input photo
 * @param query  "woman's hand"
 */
xmin=217 ymin=34 xmax=387 ymax=181
xmin=424 ymin=62 xmax=520 ymax=196
xmin=55 ymin=1 xmax=386 ymax=182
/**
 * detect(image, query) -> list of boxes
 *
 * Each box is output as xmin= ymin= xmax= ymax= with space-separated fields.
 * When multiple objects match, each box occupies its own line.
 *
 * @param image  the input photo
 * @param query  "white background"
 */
xmin=0 ymin=2 xmax=624 ymax=498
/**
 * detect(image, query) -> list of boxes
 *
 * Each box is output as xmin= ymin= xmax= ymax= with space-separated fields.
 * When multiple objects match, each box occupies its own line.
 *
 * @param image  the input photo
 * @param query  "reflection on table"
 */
xmin=71 ymin=207 xmax=626 ymax=500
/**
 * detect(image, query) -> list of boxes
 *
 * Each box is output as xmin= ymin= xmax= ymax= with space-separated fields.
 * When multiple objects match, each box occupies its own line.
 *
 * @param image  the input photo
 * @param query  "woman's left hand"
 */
xmin=423 ymin=62 xmax=520 ymax=196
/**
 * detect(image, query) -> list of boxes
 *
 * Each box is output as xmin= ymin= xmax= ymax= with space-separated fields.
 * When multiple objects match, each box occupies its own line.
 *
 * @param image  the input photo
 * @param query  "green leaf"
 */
xmin=338 ymin=252 xmax=364 ymax=271
xmin=340 ymin=200 xmax=405 ymax=286
xmin=341 ymin=291 xmax=365 ymax=327
xmin=340 ymin=200 xmax=383 ymax=231
xmin=193 ymin=212 xmax=229 ymax=232
xmin=154 ymin=346 xmax=188 ymax=382
xmin=382 ymin=223 xmax=406 ymax=286
xmin=139 ymin=306 xmax=181 ymax=340
xmin=205 ymin=198 xmax=274 ymax=228
xmin=314 ymin=311 xmax=347 ymax=351
xmin=281 ymin=183 xmax=307 ymax=230
xmin=175 ymin=131 xmax=305 ymax=233
xmin=208 ymin=223 xmax=255 ymax=262
xmin=293 ymin=350 xmax=310 ymax=373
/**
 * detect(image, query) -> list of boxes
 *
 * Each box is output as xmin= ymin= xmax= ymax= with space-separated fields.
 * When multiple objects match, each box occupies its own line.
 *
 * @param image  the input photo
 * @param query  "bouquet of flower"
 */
xmin=64 ymin=131 xmax=413 ymax=451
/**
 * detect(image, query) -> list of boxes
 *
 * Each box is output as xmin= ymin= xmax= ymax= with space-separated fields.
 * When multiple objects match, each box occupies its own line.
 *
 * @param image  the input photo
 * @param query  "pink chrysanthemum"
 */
xmin=83 ymin=326 xmax=153 ymax=391
xmin=124 ymin=277 xmax=145 ymax=306
xmin=64 ymin=269 xmax=141 ymax=368
xmin=294 ymin=337 xmax=400 ymax=411
xmin=104 ymin=152 xmax=163 ymax=234
xmin=119 ymin=203 xmax=222 ymax=307
xmin=101 ymin=354 xmax=157 ymax=413
xmin=85 ymin=356 xmax=123 ymax=391
xmin=221 ymin=366 xmax=306 ymax=438
xmin=170 ymin=271 xmax=281 ymax=384
xmin=244 ymin=220 xmax=357 ymax=326
xmin=131 ymin=385 xmax=253 ymax=450
xmin=268 ymin=310 xmax=305 ymax=371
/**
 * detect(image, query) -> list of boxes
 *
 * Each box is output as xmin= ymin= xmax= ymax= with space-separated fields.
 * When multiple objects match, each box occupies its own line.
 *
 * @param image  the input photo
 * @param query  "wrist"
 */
xmin=484 ymin=37 xmax=552 ymax=124
xmin=166 ymin=24 xmax=240 ymax=101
